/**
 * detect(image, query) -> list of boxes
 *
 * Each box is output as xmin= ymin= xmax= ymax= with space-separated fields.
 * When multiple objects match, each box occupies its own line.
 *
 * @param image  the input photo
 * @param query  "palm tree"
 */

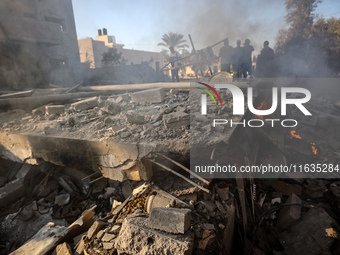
xmin=158 ymin=32 xmax=189 ymax=52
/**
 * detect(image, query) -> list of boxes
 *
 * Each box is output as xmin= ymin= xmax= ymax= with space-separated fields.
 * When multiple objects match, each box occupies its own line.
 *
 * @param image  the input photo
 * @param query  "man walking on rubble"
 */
xmin=256 ymin=40 xmax=275 ymax=77
xmin=219 ymin=39 xmax=233 ymax=72
xmin=232 ymin=39 xmax=243 ymax=78
xmin=240 ymin=39 xmax=254 ymax=78
xmin=169 ymin=46 xmax=180 ymax=82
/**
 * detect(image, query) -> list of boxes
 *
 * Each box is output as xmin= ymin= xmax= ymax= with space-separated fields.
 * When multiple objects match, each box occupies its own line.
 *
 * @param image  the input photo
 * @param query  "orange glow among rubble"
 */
xmin=311 ymin=142 xmax=318 ymax=155
xmin=290 ymin=130 xmax=302 ymax=139
xmin=254 ymin=99 xmax=268 ymax=119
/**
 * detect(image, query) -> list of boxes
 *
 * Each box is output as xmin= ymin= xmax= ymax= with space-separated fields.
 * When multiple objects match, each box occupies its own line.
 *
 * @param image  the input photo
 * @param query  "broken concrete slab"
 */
xmin=101 ymin=233 xmax=116 ymax=242
xmin=276 ymin=193 xmax=302 ymax=230
xmin=102 ymin=242 xmax=115 ymax=250
xmin=15 ymin=164 xmax=34 ymax=180
xmin=115 ymin=217 xmax=194 ymax=255
xmin=130 ymin=88 xmax=165 ymax=104
xmin=0 ymin=133 xmax=144 ymax=182
xmin=102 ymin=101 xmax=122 ymax=115
xmin=148 ymin=208 xmax=191 ymax=234
xmin=87 ymin=220 xmax=107 ymax=239
xmin=45 ymin=105 xmax=65 ymax=115
xmin=71 ymin=97 xmax=99 ymax=111
xmin=163 ymin=112 xmax=190 ymax=129
xmin=126 ymin=110 xmax=150 ymax=124
xmin=280 ymin=208 xmax=338 ymax=255
xmin=0 ymin=178 xmax=25 ymax=207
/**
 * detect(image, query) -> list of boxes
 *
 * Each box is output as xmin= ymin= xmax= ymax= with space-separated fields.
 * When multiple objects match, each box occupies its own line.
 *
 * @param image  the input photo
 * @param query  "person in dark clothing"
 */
xmin=256 ymin=40 xmax=275 ymax=77
xmin=169 ymin=46 xmax=180 ymax=82
xmin=232 ymin=39 xmax=243 ymax=78
xmin=219 ymin=39 xmax=233 ymax=72
xmin=240 ymin=39 xmax=254 ymax=78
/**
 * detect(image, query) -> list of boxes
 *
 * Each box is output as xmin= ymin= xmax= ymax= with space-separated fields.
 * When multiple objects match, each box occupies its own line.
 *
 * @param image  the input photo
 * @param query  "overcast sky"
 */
xmin=72 ymin=0 xmax=340 ymax=54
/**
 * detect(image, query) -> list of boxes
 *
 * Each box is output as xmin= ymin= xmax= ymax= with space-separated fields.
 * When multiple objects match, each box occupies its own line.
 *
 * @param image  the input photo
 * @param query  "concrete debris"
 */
xmin=71 ymin=97 xmax=99 ymax=111
xmin=115 ymin=217 xmax=194 ymax=255
xmin=54 ymin=194 xmax=71 ymax=206
xmin=163 ymin=111 xmax=190 ymax=129
xmin=45 ymin=105 xmax=65 ymax=115
xmin=87 ymin=220 xmax=107 ymax=239
xmin=130 ymin=88 xmax=165 ymax=104
xmin=102 ymin=100 xmax=122 ymax=115
xmin=101 ymin=232 xmax=116 ymax=242
xmin=55 ymin=242 xmax=73 ymax=255
xmin=1 ymin=84 xmax=340 ymax=255
xmin=0 ymin=178 xmax=25 ymax=206
xmin=276 ymin=193 xmax=302 ymax=230
xmin=148 ymin=207 xmax=191 ymax=234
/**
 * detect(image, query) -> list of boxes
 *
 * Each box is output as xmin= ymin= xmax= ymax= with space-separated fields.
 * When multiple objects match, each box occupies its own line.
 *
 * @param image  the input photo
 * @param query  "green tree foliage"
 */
xmin=275 ymin=0 xmax=340 ymax=76
xmin=276 ymin=0 xmax=320 ymax=55
xmin=158 ymin=32 xmax=189 ymax=52
xmin=312 ymin=17 xmax=340 ymax=74
xmin=101 ymin=48 xmax=122 ymax=68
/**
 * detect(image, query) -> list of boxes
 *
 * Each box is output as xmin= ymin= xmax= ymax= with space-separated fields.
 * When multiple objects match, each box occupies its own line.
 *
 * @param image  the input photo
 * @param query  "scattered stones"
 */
xmin=54 ymin=194 xmax=71 ymax=206
xmin=163 ymin=111 xmax=190 ymax=129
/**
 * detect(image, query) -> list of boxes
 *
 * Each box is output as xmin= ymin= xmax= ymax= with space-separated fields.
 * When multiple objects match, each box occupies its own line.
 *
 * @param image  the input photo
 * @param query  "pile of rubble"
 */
xmin=0 ymin=88 xmax=190 ymax=146
xmin=1 ymin=81 xmax=340 ymax=255
xmin=3 ymin=162 xmax=340 ymax=255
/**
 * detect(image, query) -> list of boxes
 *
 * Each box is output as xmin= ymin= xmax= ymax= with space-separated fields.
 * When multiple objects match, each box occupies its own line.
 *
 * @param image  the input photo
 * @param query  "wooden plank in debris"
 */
xmin=0 ymin=90 xmax=34 ymax=99
xmin=0 ymin=91 xmax=110 ymax=110
xmin=10 ymin=223 xmax=69 ymax=255
xmin=150 ymin=160 xmax=210 ymax=193
xmin=62 ymin=82 xmax=84 ymax=94
xmin=236 ymin=177 xmax=248 ymax=238
xmin=78 ymin=82 xmax=191 ymax=91
xmin=157 ymin=153 xmax=210 ymax=185
xmin=223 ymin=199 xmax=236 ymax=255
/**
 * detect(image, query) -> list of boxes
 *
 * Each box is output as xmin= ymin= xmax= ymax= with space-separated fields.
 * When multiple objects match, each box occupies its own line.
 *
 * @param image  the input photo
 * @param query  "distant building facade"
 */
xmin=78 ymin=29 xmax=164 ymax=72
xmin=0 ymin=0 xmax=82 ymax=90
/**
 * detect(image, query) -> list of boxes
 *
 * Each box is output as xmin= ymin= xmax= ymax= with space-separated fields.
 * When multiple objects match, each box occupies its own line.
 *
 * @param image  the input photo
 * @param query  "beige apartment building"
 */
xmin=78 ymin=29 xmax=164 ymax=72
xmin=0 ymin=0 xmax=82 ymax=90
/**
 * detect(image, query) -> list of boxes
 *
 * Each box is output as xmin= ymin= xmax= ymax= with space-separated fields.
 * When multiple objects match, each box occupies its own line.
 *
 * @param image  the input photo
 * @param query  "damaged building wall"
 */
xmin=78 ymin=29 xmax=164 ymax=71
xmin=0 ymin=0 xmax=82 ymax=91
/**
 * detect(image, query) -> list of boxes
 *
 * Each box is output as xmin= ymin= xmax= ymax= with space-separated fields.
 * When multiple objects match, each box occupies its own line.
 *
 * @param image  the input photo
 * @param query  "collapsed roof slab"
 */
xmin=0 ymin=133 xmax=150 ymax=182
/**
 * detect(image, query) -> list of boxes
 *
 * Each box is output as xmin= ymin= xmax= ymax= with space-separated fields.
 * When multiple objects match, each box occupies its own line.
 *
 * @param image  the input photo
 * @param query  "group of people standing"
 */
xmin=168 ymin=38 xmax=275 ymax=82
xmin=219 ymin=39 xmax=275 ymax=78
xmin=219 ymin=38 xmax=254 ymax=78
